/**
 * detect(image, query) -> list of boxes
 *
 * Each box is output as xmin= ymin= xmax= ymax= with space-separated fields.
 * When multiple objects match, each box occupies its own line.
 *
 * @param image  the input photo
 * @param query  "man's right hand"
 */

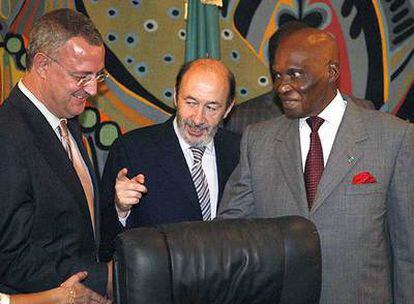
xmin=61 ymin=271 xmax=111 ymax=304
xmin=114 ymin=168 xmax=147 ymax=218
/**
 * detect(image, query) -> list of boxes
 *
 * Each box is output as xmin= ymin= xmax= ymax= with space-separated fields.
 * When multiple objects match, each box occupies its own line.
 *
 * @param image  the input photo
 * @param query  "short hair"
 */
xmin=268 ymin=21 xmax=310 ymax=82
xmin=175 ymin=59 xmax=236 ymax=108
xmin=26 ymin=8 xmax=103 ymax=70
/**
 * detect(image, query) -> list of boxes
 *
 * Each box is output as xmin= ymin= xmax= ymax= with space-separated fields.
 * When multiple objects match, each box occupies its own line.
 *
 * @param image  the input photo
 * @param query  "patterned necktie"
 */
xmin=304 ymin=116 xmax=325 ymax=209
xmin=190 ymin=146 xmax=211 ymax=221
xmin=58 ymin=119 xmax=95 ymax=230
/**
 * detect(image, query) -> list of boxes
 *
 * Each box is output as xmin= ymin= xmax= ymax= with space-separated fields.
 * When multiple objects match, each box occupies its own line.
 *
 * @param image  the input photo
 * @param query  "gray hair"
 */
xmin=26 ymin=8 xmax=103 ymax=70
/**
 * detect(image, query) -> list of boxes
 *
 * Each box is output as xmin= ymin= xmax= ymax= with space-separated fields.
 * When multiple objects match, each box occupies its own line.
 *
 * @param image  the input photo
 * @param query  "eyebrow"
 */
xmin=184 ymin=95 xmax=221 ymax=105
xmin=183 ymin=95 xmax=198 ymax=101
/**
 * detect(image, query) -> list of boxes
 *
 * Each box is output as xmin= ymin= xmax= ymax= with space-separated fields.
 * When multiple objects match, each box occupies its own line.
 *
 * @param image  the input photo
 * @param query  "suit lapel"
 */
xmin=275 ymin=117 xmax=309 ymax=213
xmin=155 ymin=118 xmax=201 ymax=211
xmin=311 ymin=101 xmax=368 ymax=212
xmin=10 ymin=87 xmax=94 ymax=232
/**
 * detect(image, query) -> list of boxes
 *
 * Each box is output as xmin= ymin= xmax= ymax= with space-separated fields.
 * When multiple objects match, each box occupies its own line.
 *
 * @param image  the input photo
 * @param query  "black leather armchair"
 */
xmin=113 ymin=216 xmax=321 ymax=304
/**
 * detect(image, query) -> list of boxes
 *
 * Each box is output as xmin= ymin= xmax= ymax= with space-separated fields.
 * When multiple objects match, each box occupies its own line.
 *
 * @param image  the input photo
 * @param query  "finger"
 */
xmin=119 ymin=189 xmax=143 ymax=199
xmin=118 ymin=197 xmax=142 ymax=206
xmin=116 ymin=168 xmax=129 ymax=181
xmin=60 ymin=271 xmax=88 ymax=287
xmin=117 ymin=182 xmax=147 ymax=194
xmin=133 ymin=174 xmax=145 ymax=184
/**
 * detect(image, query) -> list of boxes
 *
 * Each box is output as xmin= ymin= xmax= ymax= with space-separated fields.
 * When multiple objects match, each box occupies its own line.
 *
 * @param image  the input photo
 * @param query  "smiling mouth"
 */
xmin=281 ymin=99 xmax=300 ymax=108
xmin=187 ymin=126 xmax=207 ymax=137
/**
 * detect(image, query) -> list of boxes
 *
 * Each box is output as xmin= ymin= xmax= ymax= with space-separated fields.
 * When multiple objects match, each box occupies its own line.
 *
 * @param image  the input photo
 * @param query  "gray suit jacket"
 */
xmin=218 ymin=99 xmax=414 ymax=303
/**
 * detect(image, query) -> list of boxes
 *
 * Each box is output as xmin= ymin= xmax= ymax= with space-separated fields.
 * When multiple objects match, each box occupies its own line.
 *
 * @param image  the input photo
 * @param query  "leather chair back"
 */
xmin=114 ymin=216 xmax=321 ymax=304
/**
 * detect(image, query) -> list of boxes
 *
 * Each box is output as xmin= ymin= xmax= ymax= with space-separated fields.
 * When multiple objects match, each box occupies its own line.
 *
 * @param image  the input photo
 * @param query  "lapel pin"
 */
xmin=347 ymin=156 xmax=355 ymax=164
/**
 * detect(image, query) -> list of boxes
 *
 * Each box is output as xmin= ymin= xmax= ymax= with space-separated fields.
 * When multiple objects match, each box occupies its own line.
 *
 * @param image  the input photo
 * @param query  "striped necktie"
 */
xmin=190 ymin=146 xmax=211 ymax=221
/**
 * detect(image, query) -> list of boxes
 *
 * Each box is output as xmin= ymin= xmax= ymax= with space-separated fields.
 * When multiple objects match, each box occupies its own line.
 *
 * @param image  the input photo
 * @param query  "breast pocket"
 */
xmin=341 ymin=183 xmax=386 ymax=223
xmin=344 ymin=183 xmax=385 ymax=196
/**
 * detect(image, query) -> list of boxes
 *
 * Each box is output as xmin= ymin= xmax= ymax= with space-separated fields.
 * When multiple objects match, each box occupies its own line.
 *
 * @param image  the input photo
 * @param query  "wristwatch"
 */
xmin=0 ymin=293 xmax=10 ymax=304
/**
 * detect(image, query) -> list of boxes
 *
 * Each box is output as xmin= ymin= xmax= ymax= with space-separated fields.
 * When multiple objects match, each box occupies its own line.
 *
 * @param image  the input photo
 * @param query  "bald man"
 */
xmin=224 ymin=21 xmax=375 ymax=135
xmin=100 ymin=59 xmax=240 ymax=260
xmin=218 ymin=28 xmax=414 ymax=303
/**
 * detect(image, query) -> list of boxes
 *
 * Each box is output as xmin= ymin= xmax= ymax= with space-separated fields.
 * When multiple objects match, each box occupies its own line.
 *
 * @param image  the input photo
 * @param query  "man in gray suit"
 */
xmin=218 ymin=27 xmax=414 ymax=303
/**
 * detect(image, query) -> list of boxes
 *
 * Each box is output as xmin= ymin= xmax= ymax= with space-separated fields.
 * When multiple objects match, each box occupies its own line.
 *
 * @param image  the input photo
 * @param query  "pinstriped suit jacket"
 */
xmin=218 ymin=99 xmax=414 ymax=303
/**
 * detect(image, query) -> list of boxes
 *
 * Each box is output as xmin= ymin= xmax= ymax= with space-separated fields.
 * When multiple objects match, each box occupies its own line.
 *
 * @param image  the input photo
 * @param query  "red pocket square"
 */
xmin=352 ymin=171 xmax=377 ymax=185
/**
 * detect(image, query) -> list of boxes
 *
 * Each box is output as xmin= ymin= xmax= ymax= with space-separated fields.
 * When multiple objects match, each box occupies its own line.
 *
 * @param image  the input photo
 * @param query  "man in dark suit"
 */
xmin=100 ymin=59 xmax=240 ymax=258
xmin=225 ymin=21 xmax=374 ymax=135
xmin=218 ymin=27 xmax=414 ymax=303
xmin=0 ymin=9 xmax=111 ymax=299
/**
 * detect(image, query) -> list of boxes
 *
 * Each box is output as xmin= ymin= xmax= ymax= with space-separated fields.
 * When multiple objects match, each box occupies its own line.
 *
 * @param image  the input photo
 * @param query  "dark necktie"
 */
xmin=190 ymin=146 xmax=211 ymax=221
xmin=304 ymin=116 xmax=325 ymax=209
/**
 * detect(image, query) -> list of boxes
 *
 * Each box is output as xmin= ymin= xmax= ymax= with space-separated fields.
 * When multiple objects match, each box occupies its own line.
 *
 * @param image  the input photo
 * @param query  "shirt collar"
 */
xmin=299 ymin=90 xmax=347 ymax=128
xmin=173 ymin=117 xmax=214 ymax=155
xmin=18 ymin=79 xmax=62 ymax=131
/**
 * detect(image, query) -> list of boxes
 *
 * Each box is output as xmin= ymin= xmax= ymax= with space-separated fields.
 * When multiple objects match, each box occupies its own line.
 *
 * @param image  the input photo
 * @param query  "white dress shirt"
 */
xmin=299 ymin=90 xmax=347 ymax=171
xmin=173 ymin=118 xmax=219 ymax=219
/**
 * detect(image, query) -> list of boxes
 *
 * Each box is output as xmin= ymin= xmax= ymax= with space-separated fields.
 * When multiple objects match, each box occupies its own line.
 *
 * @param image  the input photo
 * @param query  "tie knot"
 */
xmin=190 ymin=146 xmax=206 ymax=163
xmin=306 ymin=116 xmax=324 ymax=132
xmin=58 ymin=119 xmax=69 ymax=139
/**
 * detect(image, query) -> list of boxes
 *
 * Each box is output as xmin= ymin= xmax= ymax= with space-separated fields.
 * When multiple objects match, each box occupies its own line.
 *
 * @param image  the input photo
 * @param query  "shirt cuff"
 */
xmin=116 ymin=206 xmax=131 ymax=227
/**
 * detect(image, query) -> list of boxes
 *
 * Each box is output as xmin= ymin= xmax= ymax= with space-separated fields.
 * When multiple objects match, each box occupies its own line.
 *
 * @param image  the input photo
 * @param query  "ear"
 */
xmin=223 ymin=98 xmax=236 ymax=119
xmin=173 ymin=88 xmax=178 ymax=109
xmin=32 ymin=53 xmax=50 ymax=79
xmin=328 ymin=61 xmax=340 ymax=83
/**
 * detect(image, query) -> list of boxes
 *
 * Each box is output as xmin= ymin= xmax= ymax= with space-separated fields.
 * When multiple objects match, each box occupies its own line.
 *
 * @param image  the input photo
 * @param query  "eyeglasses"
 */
xmin=45 ymin=54 xmax=108 ymax=87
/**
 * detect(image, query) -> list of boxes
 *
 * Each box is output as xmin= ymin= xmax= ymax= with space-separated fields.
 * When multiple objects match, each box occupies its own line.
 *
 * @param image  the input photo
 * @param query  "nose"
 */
xmin=276 ymin=81 xmax=292 ymax=95
xmin=82 ymin=78 xmax=98 ymax=96
xmin=192 ymin=106 xmax=205 ymax=125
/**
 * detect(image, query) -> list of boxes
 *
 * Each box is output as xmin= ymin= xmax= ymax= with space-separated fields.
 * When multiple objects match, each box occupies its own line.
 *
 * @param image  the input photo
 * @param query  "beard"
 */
xmin=176 ymin=114 xmax=218 ymax=147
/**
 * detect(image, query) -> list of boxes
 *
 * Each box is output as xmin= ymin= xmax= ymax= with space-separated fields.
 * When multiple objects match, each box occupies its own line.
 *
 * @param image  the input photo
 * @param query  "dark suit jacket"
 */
xmin=100 ymin=117 xmax=240 ymax=260
xmin=224 ymin=91 xmax=283 ymax=135
xmin=0 ymin=86 xmax=107 ymax=294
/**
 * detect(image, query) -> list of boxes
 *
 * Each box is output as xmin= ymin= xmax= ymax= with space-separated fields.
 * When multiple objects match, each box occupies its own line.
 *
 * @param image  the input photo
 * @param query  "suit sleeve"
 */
xmin=99 ymin=139 xmax=127 ymax=262
xmin=0 ymin=136 xmax=107 ymax=294
xmin=387 ymin=123 xmax=414 ymax=302
xmin=217 ymin=126 xmax=257 ymax=218
xmin=223 ymin=107 xmax=242 ymax=135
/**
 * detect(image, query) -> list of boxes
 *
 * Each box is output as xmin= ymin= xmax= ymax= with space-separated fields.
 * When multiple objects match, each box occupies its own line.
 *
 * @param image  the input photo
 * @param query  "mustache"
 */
xmin=183 ymin=120 xmax=210 ymax=131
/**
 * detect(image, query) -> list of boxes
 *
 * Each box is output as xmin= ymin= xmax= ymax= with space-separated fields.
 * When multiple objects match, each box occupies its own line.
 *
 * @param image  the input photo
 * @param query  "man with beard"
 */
xmin=100 ymin=59 xmax=240 ymax=259
xmin=218 ymin=27 xmax=414 ymax=303
xmin=0 ymin=9 xmax=111 ymax=299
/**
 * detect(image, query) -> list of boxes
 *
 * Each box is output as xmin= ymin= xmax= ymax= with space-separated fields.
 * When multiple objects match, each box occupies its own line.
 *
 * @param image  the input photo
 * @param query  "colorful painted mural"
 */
xmin=1 ymin=0 xmax=413 ymax=176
